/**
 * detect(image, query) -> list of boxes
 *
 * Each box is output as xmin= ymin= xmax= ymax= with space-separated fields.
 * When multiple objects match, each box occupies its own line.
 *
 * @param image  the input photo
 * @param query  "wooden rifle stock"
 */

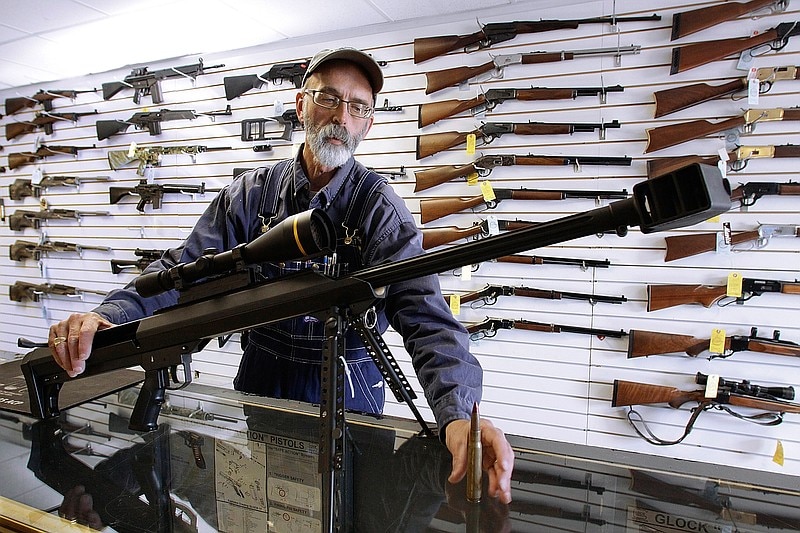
xmin=647 ymin=155 xmax=723 ymax=178
xmin=421 ymin=196 xmax=486 ymax=223
xmin=647 ymin=284 xmax=727 ymax=311
xmin=417 ymin=130 xmax=470 ymax=159
xmin=421 ymin=225 xmax=483 ymax=249
xmin=671 ymin=25 xmax=784 ymax=74
xmin=671 ymin=0 xmax=783 ymax=40
xmin=425 ymin=62 xmax=496 ymax=94
xmin=645 ymin=116 xmax=745 ymax=153
xmin=414 ymin=34 xmax=485 ymax=64
xmin=419 ymin=95 xmax=487 ymax=127
xmin=653 ymin=79 xmax=747 ymax=118
xmin=628 ymin=330 xmax=712 ymax=358
xmin=663 ymin=230 xmax=760 ymax=261
xmin=414 ymin=163 xmax=479 ymax=192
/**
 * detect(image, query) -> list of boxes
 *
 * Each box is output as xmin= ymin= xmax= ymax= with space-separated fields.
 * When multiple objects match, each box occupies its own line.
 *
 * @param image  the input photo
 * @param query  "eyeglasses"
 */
xmin=303 ymin=90 xmax=374 ymax=119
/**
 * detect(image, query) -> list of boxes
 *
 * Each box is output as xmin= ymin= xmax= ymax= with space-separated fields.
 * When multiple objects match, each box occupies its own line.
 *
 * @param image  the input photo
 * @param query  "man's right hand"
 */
xmin=49 ymin=312 xmax=114 ymax=377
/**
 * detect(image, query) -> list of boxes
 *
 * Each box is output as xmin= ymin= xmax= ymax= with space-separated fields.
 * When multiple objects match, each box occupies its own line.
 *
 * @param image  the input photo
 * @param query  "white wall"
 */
xmin=1 ymin=0 xmax=799 ymax=476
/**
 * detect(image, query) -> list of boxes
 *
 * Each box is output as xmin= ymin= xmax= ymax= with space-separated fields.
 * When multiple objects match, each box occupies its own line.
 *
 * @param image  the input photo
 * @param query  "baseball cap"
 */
xmin=301 ymin=47 xmax=384 ymax=94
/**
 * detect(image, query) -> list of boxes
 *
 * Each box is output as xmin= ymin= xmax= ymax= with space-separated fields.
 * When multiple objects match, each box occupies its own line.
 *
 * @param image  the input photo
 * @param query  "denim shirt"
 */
xmin=93 ymin=151 xmax=482 ymax=432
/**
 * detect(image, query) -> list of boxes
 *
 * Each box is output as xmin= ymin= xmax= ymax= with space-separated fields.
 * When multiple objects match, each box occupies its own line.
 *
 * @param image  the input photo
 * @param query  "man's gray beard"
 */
xmin=304 ymin=115 xmax=367 ymax=169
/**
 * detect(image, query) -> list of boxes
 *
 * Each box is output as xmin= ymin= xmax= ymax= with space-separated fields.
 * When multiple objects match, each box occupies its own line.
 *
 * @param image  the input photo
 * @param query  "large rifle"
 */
xmin=415 ymin=153 xmax=631 ymax=192
xmin=9 ymin=281 xmax=107 ymax=302
xmin=466 ymin=317 xmax=626 ymax=341
xmin=671 ymin=0 xmax=788 ymax=40
xmin=418 ymin=120 xmax=621 ymax=158
xmin=5 ymin=110 xmax=98 ymax=140
xmin=9 ymin=207 xmax=110 ymax=231
xmin=664 ymin=223 xmax=800 ymax=261
xmin=413 ymin=14 xmax=659 ymax=63
xmin=7 ymin=144 xmax=96 ymax=170
xmin=420 ymin=187 xmax=628 ymax=223
xmin=612 ymin=374 xmax=799 ymax=445
xmin=223 ymin=60 xmax=309 ymax=100
xmin=102 ymin=58 xmax=225 ymax=104
xmin=96 ymin=106 xmax=232 ymax=140
xmin=653 ymin=65 xmax=800 ymax=118
xmin=644 ymin=107 xmax=800 ymax=153
xmin=109 ymin=180 xmax=219 ymax=212
xmin=671 ymin=21 xmax=800 ymax=74
xmin=110 ymin=249 xmax=166 ymax=274
xmin=647 ymin=277 xmax=800 ymax=311
xmin=628 ymin=326 xmax=800 ymax=360
xmin=730 ymin=180 xmax=800 ymax=208
xmin=421 ymin=219 xmax=542 ymax=249
xmin=419 ymin=85 xmax=624 ymax=127
xmin=10 ymin=239 xmax=111 ymax=261
xmin=107 ymin=144 xmax=232 ymax=176
xmin=9 ymin=175 xmax=110 ymax=200
xmin=18 ymin=162 xmax=730 ymax=432
xmin=647 ymin=144 xmax=800 ymax=178
xmin=494 ymin=254 xmax=610 ymax=269
xmin=4 ymin=89 xmax=96 ymax=116
xmin=425 ymin=46 xmax=640 ymax=94
xmin=446 ymin=284 xmax=626 ymax=308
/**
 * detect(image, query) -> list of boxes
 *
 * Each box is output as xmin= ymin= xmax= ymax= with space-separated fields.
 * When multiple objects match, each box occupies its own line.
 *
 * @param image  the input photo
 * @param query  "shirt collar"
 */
xmin=292 ymin=145 xmax=356 ymax=210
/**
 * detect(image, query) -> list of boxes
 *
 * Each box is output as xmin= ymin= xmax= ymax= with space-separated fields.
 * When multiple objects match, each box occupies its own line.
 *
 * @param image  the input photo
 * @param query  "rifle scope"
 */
xmin=696 ymin=372 xmax=795 ymax=400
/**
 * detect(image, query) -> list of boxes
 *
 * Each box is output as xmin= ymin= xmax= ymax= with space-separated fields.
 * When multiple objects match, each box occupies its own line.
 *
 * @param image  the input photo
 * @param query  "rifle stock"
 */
xmin=415 ymin=163 xmax=477 ymax=192
xmin=653 ymin=79 xmax=746 ymax=118
xmin=414 ymin=34 xmax=483 ymax=64
xmin=421 ymin=196 xmax=486 ymax=223
xmin=425 ymin=62 xmax=495 ymax=94
xmin=647 ymin=284 xmax=726 ymax=311
xmin=628 ymin=330 xmax=711 ymax=358
xmin=645 ymin=116 xmax=744 ymax=153
xmin=418 ymin=95 xmax=487 ymax=127
xmin=671 ymin=0 xmax=786 ymax=40
xmin=417 ymin=130 xmax=470 ymax=158
xmin=223 ymin=74 xmax=263 ymax=100
xmin=421 ymin=225 xmax=484 ymax=249
xmin=664 ymin=230 xmax=760 ymax=261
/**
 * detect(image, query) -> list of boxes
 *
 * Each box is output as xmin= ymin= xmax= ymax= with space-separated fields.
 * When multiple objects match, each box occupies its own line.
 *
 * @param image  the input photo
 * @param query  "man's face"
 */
xmin=298 ymin=61 xmax=374 ymax=170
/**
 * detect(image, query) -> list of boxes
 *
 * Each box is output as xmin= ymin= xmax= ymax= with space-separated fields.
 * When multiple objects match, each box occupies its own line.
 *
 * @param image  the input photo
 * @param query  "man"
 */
xmin=49 ymin=47 xmax=514 ymax=502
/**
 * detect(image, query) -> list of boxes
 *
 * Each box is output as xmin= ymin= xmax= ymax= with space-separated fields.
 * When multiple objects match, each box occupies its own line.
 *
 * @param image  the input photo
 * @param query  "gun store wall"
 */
xmin=1 ymin=0 xmax=799 ymax=480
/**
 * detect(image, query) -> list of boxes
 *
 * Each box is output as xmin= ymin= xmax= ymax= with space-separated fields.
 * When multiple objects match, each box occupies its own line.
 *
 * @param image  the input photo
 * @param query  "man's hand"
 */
xmin=446 ymin=417 xmax=514 ymax=503
xmin=49 ymin=312 xmax=114 ymax=377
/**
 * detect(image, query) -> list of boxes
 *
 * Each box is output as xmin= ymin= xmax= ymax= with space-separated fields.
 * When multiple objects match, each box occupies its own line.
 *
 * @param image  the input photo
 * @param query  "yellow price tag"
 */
xmin=709 ymin=328 xmax=726 ymax=354
xmin=726 ymin=272 xmax=743 ymax=297
xmin=466 ymin=133 xmax=476 ymax=154
xmin=467 ymin=172 xmax=479 ymax=186
xmin=773 ymin=440 xmax=785 ymax=466
xmin=480 ymin=180 xmax=495 ymax=202
xmin=449 ymin=294 xmax=461 ymax=315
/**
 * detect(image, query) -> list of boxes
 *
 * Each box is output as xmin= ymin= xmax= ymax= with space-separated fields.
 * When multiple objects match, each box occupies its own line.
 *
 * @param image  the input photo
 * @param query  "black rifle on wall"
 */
xmin=102 ymin=58 xmax=225 ymax=104
xmin=96 ymin=106 xmax=232 ymax=140
xmin=224 ymin=60 xmax=309 ymax=100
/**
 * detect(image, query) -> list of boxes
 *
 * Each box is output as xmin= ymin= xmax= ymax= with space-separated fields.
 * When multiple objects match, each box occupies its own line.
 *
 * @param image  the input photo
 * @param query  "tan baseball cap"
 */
xmin=302 ymin=47 xmax=384 ymax=94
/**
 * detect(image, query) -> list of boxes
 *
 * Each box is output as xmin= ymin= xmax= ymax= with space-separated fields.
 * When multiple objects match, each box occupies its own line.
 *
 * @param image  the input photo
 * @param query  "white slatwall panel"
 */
xmin=1 ymin=0 xmax=798 ymax=476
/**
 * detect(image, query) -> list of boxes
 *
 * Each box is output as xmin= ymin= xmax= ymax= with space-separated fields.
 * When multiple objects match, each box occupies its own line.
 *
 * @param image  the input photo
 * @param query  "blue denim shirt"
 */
xmin=93 ymin=151 xmax=482 ymax=432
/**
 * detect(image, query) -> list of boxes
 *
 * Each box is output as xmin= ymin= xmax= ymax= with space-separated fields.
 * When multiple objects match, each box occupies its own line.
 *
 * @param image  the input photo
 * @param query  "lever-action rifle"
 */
xmin=96 ymin=106 xmax=232 ymax=140
xmin=7 ymin=144 xmax=95 ymax=171
xmin=413 ymin=14 xmax=658 ymax=63
xmin=418 ymin=120 xmax=621 ymax=158
xmin=647 ymin=277 xmax=800 ymax=311
xmin=647 ymin=144 xmax=800 ymax=177
xmin=628 ymin=326 xmax=800 ymax=360
xmin=107 ymin=144 xmax=232 ymax=176
xmin=671 ymin=0 xmax=788 ymax=40
xmin=613 ymin=374 xmax=799 ymax=445
xmin=111 ymin=249 xmax=166 ymax=274
xmin=446 ymin=284 xmax=625 ymax=308
xmin=466 ymin=317 xmax=626 ymax=341
xmin=9 ymin=175 xmax=110 ymax=200
xmin=653 ymin=65 xmax=800 ymax=117
xmin=420 ymin=187 xmax=628 ymax=223
xmin=664 ymin=223 xmax=800 ymax=261
xmin=18 ymin=162 xmax=730 ymax=432
xmin=426 ymin=46 xmax=640 ymax=94
xmin=731 ymin=180 xmax=800 ymax=208
xmin=4 ymin=88 xmax=96 ymax=116
xmin=10 ymin=239 xmax=111 ymax=261
xmin=419 ymin=85 xmax=624 ymax=127
xmin=645 ymin=107 xmax=800 ymax=153
xmin=109 ymin=180 xmax=219 ymax=212
xmin=6 ymin=110 xmax=98 ymax=140
xmin=223 ymin=60 xmax=309 ymax=100
xmin=671 ymin=21 xmax=800 ymax=74
xmin=10 ymin=281 xmax=107 ymax=302
xmin=415 ymin=153 xmax=632 ymax=191
xmin=102 ymin=58 xmax=225 ymax=104
xmin=494 ymin=254 xmax=610 ymax=269
xmin=421 ymin=219 xmax=542 ymax=249
xmin=9 ymin=207 xmax=109 ymax=231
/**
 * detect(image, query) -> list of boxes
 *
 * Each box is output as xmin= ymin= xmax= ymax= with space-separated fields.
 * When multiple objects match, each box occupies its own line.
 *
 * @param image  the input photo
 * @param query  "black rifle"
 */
xmin=466 ymin=317 xmax=627 ymax=341
xmin=223 ymin=60 xmax=309 ymax=100
xmin=9 ymin=175 xmax=110 ymax=200
xmin=730 ymin=180 xmax=800 ymax=208
xmin=107 ymin=145 xmax=232 ymax=176
xmin=415 ymin=153 xmax=632 ymax=192
xmin=10 ymin=239 xmax=111 ymax=261
xmin=9 ymin=208 xmax=110 ymax=231
xmin=7 ymin=144 xmax=96 ymax=171
xmin=240 ymin=110 xmax=301 ymax=142
xmin=10 ymin=281 xmax=106 ymax=302
xmin=109 ymin=180 xmax=220 ymax=212
xmin=446 ymin=283 xmax=626 ymax=307
xmin=102 ymin=58 xmax=224 ymax=104
xmin=6 ymin=110 xmax=98 ymax=140
xmin=413 ymin=14 xmax=660 ymax=63
xmin=4 ymin=88 xmax=96 ymax=115
xmin=96 ymin=106 xmax=232 ymax=140
xmin=419 ymin=85 xmax=624 ymax=127
xmin=111 ymin=249 xmax=166 ymax=274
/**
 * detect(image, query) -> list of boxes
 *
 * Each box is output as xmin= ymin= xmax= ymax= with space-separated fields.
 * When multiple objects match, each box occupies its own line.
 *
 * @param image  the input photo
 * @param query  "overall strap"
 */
xmin=257 ymin=159 xmax=294 ymax=233
xmin=340 ymin=167 xmax=386 ymax=247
